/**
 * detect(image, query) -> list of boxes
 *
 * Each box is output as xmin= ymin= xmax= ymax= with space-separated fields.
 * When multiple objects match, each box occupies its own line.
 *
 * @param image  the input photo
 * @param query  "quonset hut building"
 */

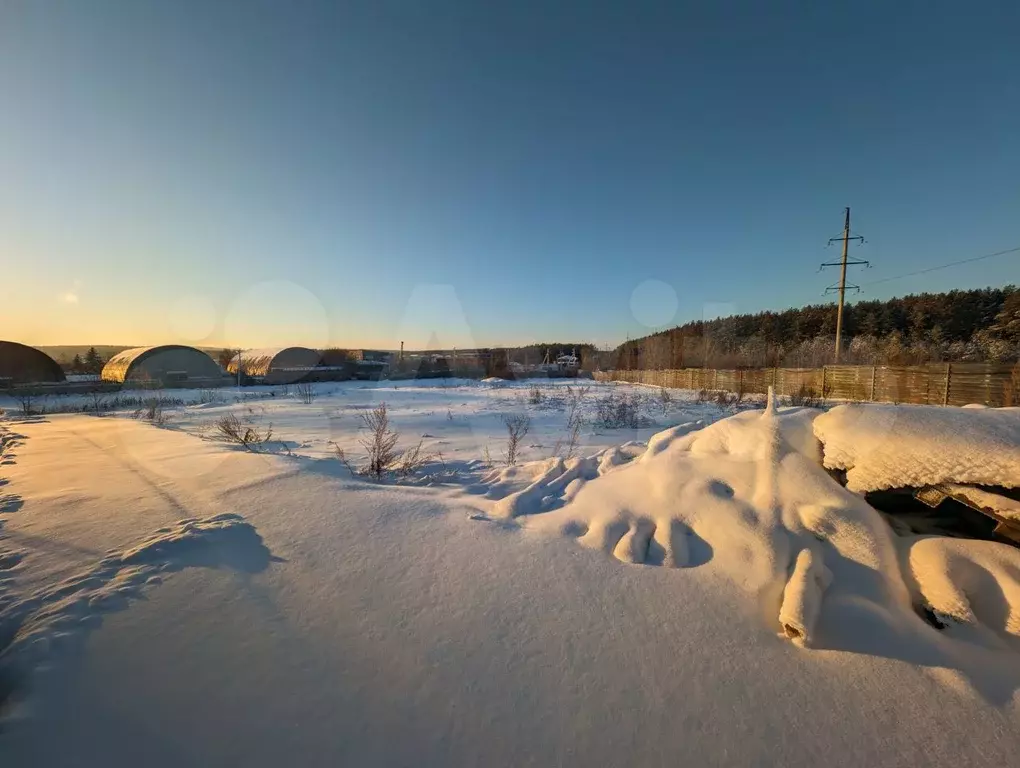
xmin=0 ymin=341 xmax=66 ymax=385
xmin=101 ymin=345 xmax=225 ymax=387
xmin=227 ymin=347 xmax=324 ymax=384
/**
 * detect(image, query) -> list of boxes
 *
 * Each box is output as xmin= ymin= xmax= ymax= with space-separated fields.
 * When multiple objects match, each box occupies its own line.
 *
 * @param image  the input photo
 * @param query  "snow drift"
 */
xmin=492 ymin=396 xmax=1020 ymax=660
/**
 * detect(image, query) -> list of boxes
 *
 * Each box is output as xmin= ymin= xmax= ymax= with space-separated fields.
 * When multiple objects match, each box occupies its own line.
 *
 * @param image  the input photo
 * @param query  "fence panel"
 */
xmin=947 ymin=363 xmax=1014 ymax=407
xmin=595 ymin=361 xmax=1017 ymax=408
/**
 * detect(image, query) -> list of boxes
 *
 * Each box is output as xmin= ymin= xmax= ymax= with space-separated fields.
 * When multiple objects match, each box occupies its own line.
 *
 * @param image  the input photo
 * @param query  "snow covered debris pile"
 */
xmin=489 ymin=396 xmax=1020 ymax=657
xmin=813 ymin=403 xmax=1020 ymax=493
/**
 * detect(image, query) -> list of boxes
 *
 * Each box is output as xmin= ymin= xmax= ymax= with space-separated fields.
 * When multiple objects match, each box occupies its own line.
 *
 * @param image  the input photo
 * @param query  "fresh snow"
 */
xmin=2 ymin=385 xmax=1020 ymax=766
xmin=814 ymin=403 xmax=1020 ymax=492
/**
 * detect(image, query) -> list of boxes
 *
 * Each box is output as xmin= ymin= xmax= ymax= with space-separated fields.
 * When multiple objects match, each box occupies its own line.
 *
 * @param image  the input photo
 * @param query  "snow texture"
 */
xmin=813 ymin=403 xmax=1020 ymax=492
xmin=3 ymin=389 xmax=1020 ymax=766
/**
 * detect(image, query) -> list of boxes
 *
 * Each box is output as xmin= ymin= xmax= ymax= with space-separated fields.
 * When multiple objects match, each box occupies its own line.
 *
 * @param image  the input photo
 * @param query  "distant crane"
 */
xmin=820 ymin=207 xmax=868 ymax=362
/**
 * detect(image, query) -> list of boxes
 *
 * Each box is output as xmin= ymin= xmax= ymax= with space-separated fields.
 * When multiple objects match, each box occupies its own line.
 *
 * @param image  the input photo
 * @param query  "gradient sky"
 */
xmin=1 ymin=1 xmax=1018 ymax=350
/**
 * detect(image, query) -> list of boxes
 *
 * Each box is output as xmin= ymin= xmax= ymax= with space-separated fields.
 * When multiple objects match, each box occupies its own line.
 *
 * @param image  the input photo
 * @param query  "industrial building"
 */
xmin=228 ymin=347 xmax=323 ymax=384
xmin=0 ymin=341 xmax=66 ymax=385
xmin=101 ymin=345 xmax=225 ymax=386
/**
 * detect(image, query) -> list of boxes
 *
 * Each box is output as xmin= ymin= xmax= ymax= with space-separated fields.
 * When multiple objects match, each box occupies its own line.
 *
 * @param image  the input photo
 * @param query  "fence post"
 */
xmin=870 ymin=366 xmax=877 ymax=401
xmin=821 ymin=366 xmax=827 ymax=398
xmin=713 ymin=369 xmax=718 ymax=390
xmin=943 ymin=363 xmax=951 ymax=406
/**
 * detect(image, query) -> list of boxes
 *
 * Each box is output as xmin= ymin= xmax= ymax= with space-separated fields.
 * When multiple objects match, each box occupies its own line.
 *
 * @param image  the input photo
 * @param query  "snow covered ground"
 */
xmin=2 ymin=381 xmax=1020 ymax=766
xmin=1 ymin=378 xmax=740 ymax=471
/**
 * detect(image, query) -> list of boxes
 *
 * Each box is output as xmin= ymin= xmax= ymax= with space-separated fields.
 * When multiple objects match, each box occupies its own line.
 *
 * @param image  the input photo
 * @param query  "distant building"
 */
xmin=228 ymin=347 xmax=323 ymax=383
xmin=102 ymin=345 xmax=225 ymax=386
xmin=0 ymin=341 xmax=66 ymax=385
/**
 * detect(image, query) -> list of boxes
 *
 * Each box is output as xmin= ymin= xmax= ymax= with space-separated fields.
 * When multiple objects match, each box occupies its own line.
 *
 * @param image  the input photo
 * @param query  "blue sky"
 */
xmin=1 ymin=1 xmax=1017 ymax=349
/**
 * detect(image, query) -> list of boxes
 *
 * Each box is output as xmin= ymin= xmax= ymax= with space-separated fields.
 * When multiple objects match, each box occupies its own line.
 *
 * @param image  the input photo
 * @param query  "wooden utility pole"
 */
xmin=821 ymin=207 xmax=867 ymax=362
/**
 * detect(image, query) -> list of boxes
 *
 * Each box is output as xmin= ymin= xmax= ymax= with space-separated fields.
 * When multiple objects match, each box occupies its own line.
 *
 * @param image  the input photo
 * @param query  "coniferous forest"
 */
xmin=607 ymin=285 xmax=1019 ymax=370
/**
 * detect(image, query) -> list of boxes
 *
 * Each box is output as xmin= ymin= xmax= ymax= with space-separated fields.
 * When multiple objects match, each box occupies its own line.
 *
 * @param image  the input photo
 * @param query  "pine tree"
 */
xmin=84 ymin=347 xmax=103 ymax=375
xmin=71 ymin=353 xmax=84 ymax=374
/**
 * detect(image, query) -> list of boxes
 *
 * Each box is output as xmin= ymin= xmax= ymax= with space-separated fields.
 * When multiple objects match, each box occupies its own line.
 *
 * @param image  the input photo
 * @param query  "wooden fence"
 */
xmin=594 ymin=363 xmax=1019 ymax=407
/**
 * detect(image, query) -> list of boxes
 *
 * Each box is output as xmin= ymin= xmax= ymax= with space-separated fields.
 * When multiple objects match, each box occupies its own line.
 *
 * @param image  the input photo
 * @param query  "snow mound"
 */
xmin=904 ymin=536 xmax=1020 ymax=650
xmin=489 ymin=399 xmax=1020 ymax=658
xmin=1 ymin=513 xmax=273 ymax=675
xmin=813 ymin=404 xmax=1020 ymax=492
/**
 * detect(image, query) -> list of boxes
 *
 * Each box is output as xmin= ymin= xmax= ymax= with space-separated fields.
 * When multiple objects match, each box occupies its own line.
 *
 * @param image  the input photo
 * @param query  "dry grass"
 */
xmin=502 ymin=413 xmax=531 ymax=466
xmin=294 ymin=381 xmax=315 ymax=404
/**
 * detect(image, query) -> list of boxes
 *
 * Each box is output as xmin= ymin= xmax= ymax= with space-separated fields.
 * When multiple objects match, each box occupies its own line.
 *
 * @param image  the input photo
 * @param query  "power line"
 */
xmin=863 ymin=245 xmax=1020 ymax=287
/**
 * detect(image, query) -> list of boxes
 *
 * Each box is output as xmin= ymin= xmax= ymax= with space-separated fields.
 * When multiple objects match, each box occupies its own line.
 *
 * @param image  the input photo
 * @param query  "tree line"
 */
xmin=607 ymin=285 xmax=1020 ymax=370
xmin=66 ymin=347 xmax=106 ymax=375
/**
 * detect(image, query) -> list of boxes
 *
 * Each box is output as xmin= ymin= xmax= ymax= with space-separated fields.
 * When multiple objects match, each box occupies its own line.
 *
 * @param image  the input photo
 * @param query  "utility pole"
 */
xmin=821 ymin=207 xmax=867 ymax=362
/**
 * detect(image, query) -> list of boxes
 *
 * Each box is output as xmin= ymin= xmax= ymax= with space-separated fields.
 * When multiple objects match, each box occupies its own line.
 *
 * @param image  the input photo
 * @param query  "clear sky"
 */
xmin=1 ymin=1 xmax=1017 ymax=350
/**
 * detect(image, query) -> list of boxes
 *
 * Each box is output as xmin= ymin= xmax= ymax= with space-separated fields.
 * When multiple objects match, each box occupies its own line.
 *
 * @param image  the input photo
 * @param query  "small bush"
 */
xmin=553 ymin=385 xmax=589 ymax=458
xmin=789 ymin=385 xmax=823 ymax=408
xmin=13 ymin=388 xmax=43 ymax=417
xmin=528 ymin=384 xmax=543 ymax=405
xmin=333 ymin=402 xmax=435 ymax=480
xmin=594 ymin=391 xmax=643 ymax=429
xmin=88 ymin=388 xmax=107 ymax=415
xmin=659 ymin=386 xmax=672 ymax=413
xmin=137 ymin=394 xmax=172 ymax=425
xmin=196 ymin=389 xmax=222 ymax=405
xmin=294 ymin=381 xmax=315 ymax=404
xmin=215 ymin=412 xmax=273 ymax=450
xmin=502 ymin=413 xmax=531 ymax=466
xmin=360 ymin=402 xmax=400 ymax=479
xmin=396 ymin=439 xmax=434 ymax=477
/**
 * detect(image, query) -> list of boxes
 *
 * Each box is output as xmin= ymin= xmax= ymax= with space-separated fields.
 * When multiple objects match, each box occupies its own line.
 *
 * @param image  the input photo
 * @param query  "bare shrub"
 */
xmin=215 ymin=412 xmax=274 ymax=451
xmin=196 ymin=389 xmax=222 ymax=405
xmin=137 ymin=394 xmax=171 ymax=426
xmin=502 ymin=413 xmax=531 ymax=466
xmin=528 ymin=384 xmax=544 ymax=404
xmin=331 ymin=443 xmax=358 ymax=474
xmin=659 ymin=386 xmax=672 ymax=413
xmin=565 ymin=384 xmax=591 ymax=410
xmin=13 ymin=388 xmax=43 ymax=417
xmin=789 ymin=385 xmax=823 ymax=408
xmin=694 ymin=388 xmax=711 ymax=404
xmin=333 ymin=403 xmax=434 ymax=480
xmin=88 ymin=387 xmax=107 ymax=415
xmin=360 ymin=402 xmax=400 ymax=479
xmin=396 ymin=440 xmax=434 ymax=477
xmin=594 ymin=391 xmax=642 ymax=429
xmin=553 ymin=384 xmax=589 ymax=458
xmin=714 ymin=390 xmax=733 ymax=407
xmin=294 ymin=381 xmax=315 ymax=404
